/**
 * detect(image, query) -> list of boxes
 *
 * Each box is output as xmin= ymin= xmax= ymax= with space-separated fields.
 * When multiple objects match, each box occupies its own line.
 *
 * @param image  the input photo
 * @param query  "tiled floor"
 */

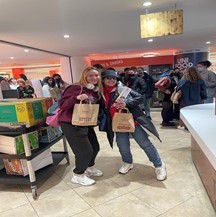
xmin=0 ymin=112 xmax=215 ymax=217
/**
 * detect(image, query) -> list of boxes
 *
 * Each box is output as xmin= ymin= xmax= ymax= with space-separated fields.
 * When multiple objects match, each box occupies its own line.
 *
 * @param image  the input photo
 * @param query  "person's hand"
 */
xmin=77 ymin=94 xmax=89 ymax=101
xmin=114 ymin=98 xmax=126 ymax=109
xmin=164 ymin=89 xmax=171 ymax=94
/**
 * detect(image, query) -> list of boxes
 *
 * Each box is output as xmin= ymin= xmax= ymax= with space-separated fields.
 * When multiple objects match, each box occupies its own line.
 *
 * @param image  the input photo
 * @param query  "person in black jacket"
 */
xmin=17 ymin=79 xmax=35 ymax=99
xmin=124 ymin=68 xmax=147 ymax=93
xmin=137 ymin=67 xmax=155 ymax=119
xmin=99 ymin=70 xmax=167 ymax=181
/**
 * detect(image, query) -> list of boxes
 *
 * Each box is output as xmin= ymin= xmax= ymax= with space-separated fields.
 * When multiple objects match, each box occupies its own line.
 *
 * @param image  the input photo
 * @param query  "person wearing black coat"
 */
xmin=99 ymin=70 xmax=167 ymax=181
xmin=137 ymin=67 xmax=155 ymax=119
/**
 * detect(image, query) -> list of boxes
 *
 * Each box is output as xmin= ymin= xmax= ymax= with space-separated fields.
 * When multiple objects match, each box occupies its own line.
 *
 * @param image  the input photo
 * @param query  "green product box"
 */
xmin=0 ymin=131 xmax=39 ymax=155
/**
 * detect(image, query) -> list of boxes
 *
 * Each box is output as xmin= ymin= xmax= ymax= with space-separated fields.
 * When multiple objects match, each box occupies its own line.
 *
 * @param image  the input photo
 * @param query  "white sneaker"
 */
xmin=119 ymin=163 xmax=133 ymax=174
xmin=155 ymin=162 xmax=167 ymax=181
xmin=71 ymin=173 xmax=96 ymax=186
xmin=85 ymin=166 xmax=103 ymax=177
xmin=177 ymin=126 xmax=185 ymax=130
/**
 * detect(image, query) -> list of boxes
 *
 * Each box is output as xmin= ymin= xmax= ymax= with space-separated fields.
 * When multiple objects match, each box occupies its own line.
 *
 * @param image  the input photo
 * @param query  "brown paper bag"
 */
xmin=72 ymin=101 xmax=99 ymax=126
xmin=112 ymin=109 xmax=135 ymax=133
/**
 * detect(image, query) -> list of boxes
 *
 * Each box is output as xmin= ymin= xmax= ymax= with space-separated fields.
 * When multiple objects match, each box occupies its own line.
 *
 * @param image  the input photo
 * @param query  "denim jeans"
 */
xmin=116 ymin=125 xmax=162 ymax=168
xmin=143 ymin=95 xmax=151 ymax=118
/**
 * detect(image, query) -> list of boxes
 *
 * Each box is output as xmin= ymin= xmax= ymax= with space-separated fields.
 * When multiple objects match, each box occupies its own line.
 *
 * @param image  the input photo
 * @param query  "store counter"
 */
xmin=180 ymin=103 xmax=216 ymax=209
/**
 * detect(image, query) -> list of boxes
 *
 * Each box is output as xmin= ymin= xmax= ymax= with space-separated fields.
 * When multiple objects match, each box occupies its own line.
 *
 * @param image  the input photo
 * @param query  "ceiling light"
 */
xmin=148 ymin=38 xmax=153 ymax=42
xmin=10 ymin=57 xmax=14 ymax=59
xmin=143 ymin=1 xmax=152 ymax=7
xmin=206 ymin=41 xmax=211 ymax=44
xmin=24 ymin=49 xmax=29 ymax=53
xmin=64 ymin=34 xmax=70 ymax=39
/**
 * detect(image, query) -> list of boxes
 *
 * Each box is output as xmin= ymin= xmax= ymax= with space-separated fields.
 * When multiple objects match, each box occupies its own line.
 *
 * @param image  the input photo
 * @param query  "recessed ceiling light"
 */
xmin=64 ymin=34 xmax=70 ymax=39
xmin=10 ymin=57 xmax=14 ymax=59
xmin=143 ymin=1 xmax=152 ymax=7
xmin=148 ymin=38 xmax=153 ymax=42
xmin=206 ymin=41 xmax=211 ymax=44
xmin=24 ymin=49 xmax=29 ymax=53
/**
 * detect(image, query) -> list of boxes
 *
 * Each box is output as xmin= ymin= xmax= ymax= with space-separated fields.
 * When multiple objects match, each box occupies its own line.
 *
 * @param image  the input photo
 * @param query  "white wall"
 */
xmin=70 ymin=56 xmax=91 ymax=83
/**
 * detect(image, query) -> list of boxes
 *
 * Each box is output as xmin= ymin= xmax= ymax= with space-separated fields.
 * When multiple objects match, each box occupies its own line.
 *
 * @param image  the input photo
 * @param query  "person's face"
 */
xmin=103 ymin=77 xmax=117 ymax=86
xmin=197 ymin=64 xmax=206 ymax=72
xmin=48 ymin=78 xmax=53 ymax=85
xmin=127 ymin=70 xmax=135 ymax=75
xmin=86 ymin=70 xmax=100 ymax=85
xmin=54 ymin=75 xmax=61 ymax=81
xmin=18 ymin=81 xmax=25 ymax=87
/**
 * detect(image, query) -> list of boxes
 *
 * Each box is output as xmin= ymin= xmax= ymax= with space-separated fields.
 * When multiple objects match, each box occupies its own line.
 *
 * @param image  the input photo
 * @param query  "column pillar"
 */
xmin=70 ymin=56 xmax=91 ymax=83
xmin=60 ymin=57 xmax=73 ymax=84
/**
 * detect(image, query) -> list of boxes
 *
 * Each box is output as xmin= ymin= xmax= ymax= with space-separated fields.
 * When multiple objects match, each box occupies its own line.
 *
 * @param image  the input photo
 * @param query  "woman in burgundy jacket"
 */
xmin=58 ymin=67 xmax=102 ymax=186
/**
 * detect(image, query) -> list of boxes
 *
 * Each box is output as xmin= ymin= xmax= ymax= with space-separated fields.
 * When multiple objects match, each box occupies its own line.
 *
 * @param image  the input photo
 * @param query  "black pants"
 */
xmin=161 ymin=101 xmax=174 ymax=123
xmin=61 ymin=122 xmax=100 ymax=174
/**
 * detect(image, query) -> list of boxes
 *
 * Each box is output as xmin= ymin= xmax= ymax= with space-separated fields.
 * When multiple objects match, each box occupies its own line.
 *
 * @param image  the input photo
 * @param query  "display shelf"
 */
xmin=0 ymin=152 xmax=67 ymax=185
xmin=0 ymin=135 xmax=64 ymax=160
xmin=0 ymin=122 xmax=47 ymax=136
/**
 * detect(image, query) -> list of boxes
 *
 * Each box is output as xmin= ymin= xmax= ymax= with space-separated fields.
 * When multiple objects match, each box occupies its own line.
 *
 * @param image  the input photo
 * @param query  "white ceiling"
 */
xmin=0 ymin=43 xmax=60 ymax=67
xmin=0 ymin=0 xmax=216 ymax=58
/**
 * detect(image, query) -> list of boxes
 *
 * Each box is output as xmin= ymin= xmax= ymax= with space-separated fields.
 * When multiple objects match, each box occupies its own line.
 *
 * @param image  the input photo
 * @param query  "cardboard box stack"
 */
xmin=0 ymin=131 xmax=39 ymax=155
xmin=3 ymin=148 xmax=53 ymax=176
xmin=0 ymin=98 xmax=53 ymax=127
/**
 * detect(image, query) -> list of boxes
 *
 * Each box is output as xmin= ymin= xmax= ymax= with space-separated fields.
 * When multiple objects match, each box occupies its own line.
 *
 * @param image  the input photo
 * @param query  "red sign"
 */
xmin=91 ymin=55 xmax=174 ymax=68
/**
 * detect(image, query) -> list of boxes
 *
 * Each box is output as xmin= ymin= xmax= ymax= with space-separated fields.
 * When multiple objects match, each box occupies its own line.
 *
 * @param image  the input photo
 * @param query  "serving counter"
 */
xmin=181 ymin=103 xmax=216 ymax=209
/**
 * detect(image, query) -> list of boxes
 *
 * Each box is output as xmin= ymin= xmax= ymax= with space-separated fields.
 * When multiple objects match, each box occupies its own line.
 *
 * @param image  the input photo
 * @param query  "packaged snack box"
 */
xmin=0 ymin=98 xmax=53 ymax=127
xmin=38 ymin=126 xmax=62 ymax=143
xmin=0 ymin=131 xmax=39 ymax=155
xmin=3 ymin=148 xmax=53 ymax=176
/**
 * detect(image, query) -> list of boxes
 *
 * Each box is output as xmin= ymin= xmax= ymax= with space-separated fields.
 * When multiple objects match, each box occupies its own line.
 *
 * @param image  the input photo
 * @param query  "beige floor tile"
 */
xmin=74 ymin=179 xmax=128 ymax=207
xmin=0 ymin=185 xmax=29 ymax=213
xmin=94 ymin=193 xmax=160 ymax=217
xmin=31 ymin=189 xmax=90 ymax=217
xmin=72 ymin=209 xmax=101 ymax=217
xmin=159 ymin=194 xmax=215 ymax=217
xmin=109 ymin=165 xmax=156 ymax=192
xmin=0 ymin=204 xmax=37 ymax=217
xmin=131 ymin=179 xmax=193 ymax=213
xmin=22 ymin=173 xmax=71 ymax=201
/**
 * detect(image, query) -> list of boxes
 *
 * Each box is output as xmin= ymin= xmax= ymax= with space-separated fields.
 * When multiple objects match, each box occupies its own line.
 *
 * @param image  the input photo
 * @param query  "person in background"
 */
xmin=137 ymin=67 xmax=155 ymax=119
xmin=19 ymin=74 xmax=32 ymax=87
xmin=124 ymin=68 xmax=146 ymax=93
xmin=52 ymin=73 xmax=69 ymax=94
xmin=17 ymin=78 xmax=35 ymax=99
xmin=131 ymin=66 xmax=138 ymax=75
xmin=177 ymin=67 xmax=207 ymax=129
xmin=58 ymin=67 xmax=102 ymax=186
xmin=0 ymin=76 xmax=10 ymax=90
xmin=8 ymin=78 xmax=18 ymax=90
xmin=107 ymin=67 xmax=115 ymax=71
xmin=169 ymin=68 xmax=182 ymax=121
xmin=93 ymin=64 xmax=105 ymax=73
xmin=118 ymin=68 xmax=130 ymax=83
xmin=99 ymin=70 xmax=167 ymax=181
xmin=197 ymin=60 xmax=216 ymax=103
xmin=42 ymin=76 xmax=61 ymax=100
xmin=155 ymin=72 xmax=177 ymax=127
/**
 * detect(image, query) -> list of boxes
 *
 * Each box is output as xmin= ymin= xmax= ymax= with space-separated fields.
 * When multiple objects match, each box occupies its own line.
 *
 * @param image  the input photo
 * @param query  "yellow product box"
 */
xmin=0 ymin=98 xmax=52 ymax=127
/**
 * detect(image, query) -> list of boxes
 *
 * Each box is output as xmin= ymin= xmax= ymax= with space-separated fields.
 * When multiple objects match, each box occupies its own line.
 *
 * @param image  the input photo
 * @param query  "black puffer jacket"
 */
xmin=99 ymin=82 xmax=161 ymax=147
xmin=124 ymin=75 xmax=147 ymax=95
